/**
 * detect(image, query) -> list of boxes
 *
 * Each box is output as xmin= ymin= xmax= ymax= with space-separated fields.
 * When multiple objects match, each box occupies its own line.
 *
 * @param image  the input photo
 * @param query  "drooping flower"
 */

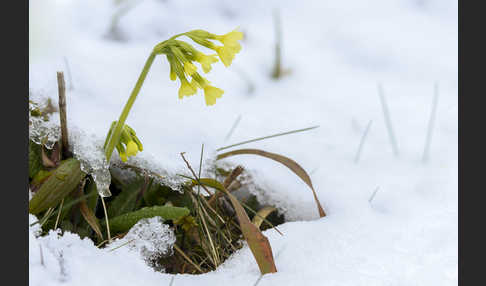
xmin=214 ymin=46 xmax=238 ymax=67
xmin=178 ymin=79 xmax=197 ymax=99
xmin=195 ymin=53 xmax=219 ymax=73
xmin=215 ymin=29 xmax=244 ymax=50
xmin=203 ymin=85 xmax=224 ymax=106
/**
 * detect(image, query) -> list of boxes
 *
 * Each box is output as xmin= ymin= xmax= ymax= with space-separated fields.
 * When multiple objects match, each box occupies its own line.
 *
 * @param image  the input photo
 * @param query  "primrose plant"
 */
xmin=102 ymin=28 xmax=243 ymax=195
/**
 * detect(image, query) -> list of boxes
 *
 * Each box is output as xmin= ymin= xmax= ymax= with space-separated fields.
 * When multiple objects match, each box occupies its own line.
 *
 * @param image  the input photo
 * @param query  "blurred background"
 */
xmin=29 ymin=0 xmax=457 ymax=228
xmin=29 ymin=0 xmax=457 ymax=284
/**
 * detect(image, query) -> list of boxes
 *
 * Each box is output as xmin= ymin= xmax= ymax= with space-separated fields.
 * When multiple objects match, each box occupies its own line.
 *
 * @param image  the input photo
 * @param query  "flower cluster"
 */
xmin=104 ymin=121 xmax=143 ymax=162
xmin=153 ymin=28 xmax=244 ymax=106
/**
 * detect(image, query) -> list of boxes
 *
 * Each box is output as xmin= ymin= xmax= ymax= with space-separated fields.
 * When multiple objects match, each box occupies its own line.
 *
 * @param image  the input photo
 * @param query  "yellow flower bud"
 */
xmin=126 ymin=141 xmax=139 ymax=157
xmin=203 ymin=85 xmax=224 ymax=106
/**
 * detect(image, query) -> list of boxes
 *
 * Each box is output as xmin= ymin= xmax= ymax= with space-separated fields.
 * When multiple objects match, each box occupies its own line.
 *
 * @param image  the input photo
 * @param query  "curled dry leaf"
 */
xmin=217 ymin=148 xmax=326 ymax=217
xmin=252 ymin=206 xmax=277 ymax=229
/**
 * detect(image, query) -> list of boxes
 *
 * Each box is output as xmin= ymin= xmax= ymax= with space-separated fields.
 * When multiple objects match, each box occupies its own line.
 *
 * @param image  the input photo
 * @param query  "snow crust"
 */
xmin=29 ymin=0 xmax=457 ymax=285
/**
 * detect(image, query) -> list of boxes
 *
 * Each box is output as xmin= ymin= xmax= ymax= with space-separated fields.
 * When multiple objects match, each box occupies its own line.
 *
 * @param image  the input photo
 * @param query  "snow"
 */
xmin=116 ymin=216 xmax=176 ymax=270
xmin=29 ymin=0 xmax=457 ymax=285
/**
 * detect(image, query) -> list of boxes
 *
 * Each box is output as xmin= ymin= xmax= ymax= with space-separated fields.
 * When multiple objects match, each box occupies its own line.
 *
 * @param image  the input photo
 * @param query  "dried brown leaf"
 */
xmin=217 ymin=148 xmax=326 ymax=217
xmin=252 ymin=206 xmax=277 ymax=229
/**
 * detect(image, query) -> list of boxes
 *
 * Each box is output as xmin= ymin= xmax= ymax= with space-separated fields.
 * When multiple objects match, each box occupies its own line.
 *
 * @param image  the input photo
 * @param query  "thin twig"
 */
xmin=40 ymin=208 xmax=54 ymax=227
xmin=217 ymin=125 xmax=319 ymax=151
xmin=378 ymin=84 xmax=399 ymax=157
xmin=224 ymin=115 xmax=242 ymax=142
xmin=180 ymin=153 xmax=212 ymax=196
xmin=354 ymin=120 xmax=373 ymax=163
xmin=173 ymin=244 xmax=204 ymax=273
xmin=422 ymin=82 xmax=439 ymax=163
xmin=54 ymin=198 xmax=64 ymax=229
xmin=198 ymin=143 xmax=204 ymax=196
xmin=108 ymin=239 xmax=135 ymax=252
xmin=57 ymin=72 xmax=71 ymax=158
xmin=208 ymin=166 xmax=244 ymax=204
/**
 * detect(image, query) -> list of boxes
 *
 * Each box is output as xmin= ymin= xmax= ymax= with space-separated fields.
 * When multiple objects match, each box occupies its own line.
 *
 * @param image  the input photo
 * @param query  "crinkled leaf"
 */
xmin=29 ymin=158 xmax=86 ymax=214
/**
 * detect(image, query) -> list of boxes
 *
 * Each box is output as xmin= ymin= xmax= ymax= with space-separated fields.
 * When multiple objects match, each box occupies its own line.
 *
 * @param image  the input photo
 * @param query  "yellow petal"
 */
xmin=178 ymin=80 xmax=197 ymax=99
xmin=126 ymin=141 xmax=139 ymax=157
xmin=183 ymin=62 xmax=197 ymax=76
xmin=203 ymin=85 xmax=224 ymax=106
xmin=196 ymin=54 xmax=219 ymax=73
xmin=215 ymin=46 xmax=235 ymax=67
xmin=219 ymin=29 xmax=243 ymax=47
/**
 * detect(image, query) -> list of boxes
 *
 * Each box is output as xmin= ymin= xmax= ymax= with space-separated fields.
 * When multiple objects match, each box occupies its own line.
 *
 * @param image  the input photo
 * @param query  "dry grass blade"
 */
xmin=173 ymin=244 xmax=204 ymax=273
xmin=190 ymin=178 xmax=283 ymax=236
xmin=78 ymin=180 xmax=103 ymax=240
xmin=252 ymin=206 xmax=277 ymax=229
xmin=217 ymin=148 xmax=326 ymax=217
xmin=208 ymin=165 xmax=244 ymax=204
xmin=180 ymin=152 xmax=277 ymax=274
xmin=216 ymin=125 xmax=319 ymax=151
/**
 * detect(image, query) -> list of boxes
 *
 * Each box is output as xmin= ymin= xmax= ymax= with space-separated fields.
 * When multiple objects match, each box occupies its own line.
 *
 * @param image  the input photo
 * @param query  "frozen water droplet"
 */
xmin=29 ymin=101 xmax=61 ymax=150
xmin=69 ymin=126 xmax=112 ymax=197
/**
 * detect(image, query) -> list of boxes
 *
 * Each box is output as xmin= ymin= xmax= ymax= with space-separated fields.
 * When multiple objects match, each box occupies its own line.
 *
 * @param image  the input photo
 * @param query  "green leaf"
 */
xmin=108 ymin=178 xmax=144 ymax=218
xmin=143 ymin=182 xmax=171 ymax=206
xmin=106 ymin=205 xmax=190 ymax=234
xmin=29 ymin=158 xmax=86 ymax=214
xmin=29 ymin=140 xmax=43 ymax=179
xmin=190 ymin=178 xmax=225 ymax=192
xmin=85 ymin=178 xmax=99 ymax=212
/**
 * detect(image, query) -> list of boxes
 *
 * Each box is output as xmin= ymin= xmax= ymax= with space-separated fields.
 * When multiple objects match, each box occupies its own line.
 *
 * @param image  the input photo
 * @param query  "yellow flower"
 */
xmin=195 ymin=53 xmax=219 ymax=73
xmin=183 ymin=62 xmax=197 ymax=76
xmin=215 ymin=46 xmax=238 ymax=67
xmin=216 ymin=29 xmax=244 ymax=49
xmin=126 ymin=141 xmax=139 ymax=156
xmin=178 ymin=79 xmax=197 ymax=99
xmin=203 ymin=85 xmax=224 ymax=106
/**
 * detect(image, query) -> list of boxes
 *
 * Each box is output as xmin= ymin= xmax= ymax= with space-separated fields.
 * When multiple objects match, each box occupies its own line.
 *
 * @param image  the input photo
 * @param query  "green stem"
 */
xmin=104 ymin=52 xmax=156 ymax=161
